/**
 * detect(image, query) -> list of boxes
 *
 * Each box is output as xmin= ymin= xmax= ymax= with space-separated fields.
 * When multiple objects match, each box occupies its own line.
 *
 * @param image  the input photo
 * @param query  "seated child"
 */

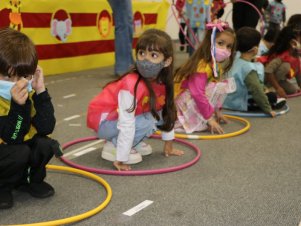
xmin=87 ymin=29 xmax=184 ymax=171
xmin=223 ymin=27 xmax=285 ymax=117
xmin=0 ymin=28 xmax=61 ymax=209
xmin=261 ymin=25 xmax=301 ymax=97
xmin=174 ymin=20 xmax=237 ymax=134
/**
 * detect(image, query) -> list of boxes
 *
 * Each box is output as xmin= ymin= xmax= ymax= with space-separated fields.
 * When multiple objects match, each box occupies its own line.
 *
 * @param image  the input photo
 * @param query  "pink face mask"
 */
xmin=215 ymin=47 xmax=231 ymax=62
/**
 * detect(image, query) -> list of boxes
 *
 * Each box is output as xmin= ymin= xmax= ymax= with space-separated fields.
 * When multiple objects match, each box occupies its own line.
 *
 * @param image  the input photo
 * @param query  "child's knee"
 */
xmin=33 ymin=137 xmax=55 ymax=158
xmin=14 ymin=145 xmax=31 ymax=166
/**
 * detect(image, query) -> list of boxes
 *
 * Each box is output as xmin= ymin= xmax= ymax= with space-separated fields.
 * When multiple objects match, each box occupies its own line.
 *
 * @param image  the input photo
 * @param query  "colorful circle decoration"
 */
xmin=9 ymin=165 xmax=112 ymax=226
xmin=97 ymin=10 xmax=112 ymax=38
xmin=133 ymin=11 xmax=144 ymax=36
xmin=60 ymin=135 xmax=202 ymax=176
xmin=50 ymin=9 xmax=72 ymax=42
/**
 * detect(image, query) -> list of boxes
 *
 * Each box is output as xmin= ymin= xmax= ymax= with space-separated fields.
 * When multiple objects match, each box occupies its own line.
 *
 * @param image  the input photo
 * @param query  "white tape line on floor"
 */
xmin=123 ymin=200 xmax=154 ymax=216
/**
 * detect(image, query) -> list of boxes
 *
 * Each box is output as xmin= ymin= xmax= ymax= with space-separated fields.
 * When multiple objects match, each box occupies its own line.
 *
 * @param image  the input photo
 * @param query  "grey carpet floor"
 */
xmin=0 ymin=49 xmax=300 ymax=226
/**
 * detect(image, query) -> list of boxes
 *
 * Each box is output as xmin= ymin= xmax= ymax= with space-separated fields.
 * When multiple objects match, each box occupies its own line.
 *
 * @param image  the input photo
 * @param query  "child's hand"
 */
xmin=113 ymin=161 xmax=131 ymax=171
xmin=270 ymin=111 xmax=276 ymax=118
xmin=215 ymin=111 xmax=229 ymax=124
xmin=164 ymin=140 xmax=184 ymax=157
xmin=208 ymin=117 xmax=224 ymax=134
xmin=11 ymin=78 xmax=28 ymax=105
xmin=32 ymin=65 xmax=46 ymax=94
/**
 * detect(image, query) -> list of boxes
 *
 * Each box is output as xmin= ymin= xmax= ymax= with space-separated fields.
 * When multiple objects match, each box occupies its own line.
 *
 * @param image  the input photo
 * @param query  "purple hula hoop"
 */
xmin=60 ymin=135 xmax=202 ymax=176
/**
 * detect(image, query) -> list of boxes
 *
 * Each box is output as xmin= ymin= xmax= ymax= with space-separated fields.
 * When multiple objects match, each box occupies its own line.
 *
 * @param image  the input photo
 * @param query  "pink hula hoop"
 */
xmin=286 ymin=91 xmax=301 ymax=98
xmin=60 ymin=135 xmax=202 ymax=176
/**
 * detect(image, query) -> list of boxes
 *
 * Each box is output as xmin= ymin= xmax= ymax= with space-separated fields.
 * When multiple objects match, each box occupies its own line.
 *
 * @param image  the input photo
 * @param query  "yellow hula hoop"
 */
xmin=156 ymin=115 xmax=251 ymax=140
xmin=11 ymin=165 xmax=112 ymax=226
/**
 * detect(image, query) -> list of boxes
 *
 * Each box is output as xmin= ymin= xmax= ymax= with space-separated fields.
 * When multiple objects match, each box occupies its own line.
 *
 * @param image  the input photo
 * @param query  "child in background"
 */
xmin=258 ymin=28 xmax=279 ymax=56
xmin=211 ymin=0 xmax=225 ymax=20
xmin=266 ymin=0 xmax=286 ymax=31
xmin=261 ymin=25 xmax=301 ymax=97
xmin=185 ymin=0 xmax=212 ymax=55
xmin=175 ymin=0 xmax=187 ymax=52
xmin=223 ymin=27 xmax=285 ymax=117
xmin=174 ymin=21 xmax=236 ymax=134
xmin=0 ymin=28 xmax=61 ymax=209
xmin=87 ymin=29 xmax=184 ymax=171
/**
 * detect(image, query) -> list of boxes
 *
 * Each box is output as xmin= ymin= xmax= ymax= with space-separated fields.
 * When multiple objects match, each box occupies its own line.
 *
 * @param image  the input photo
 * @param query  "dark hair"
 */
xmin=105 ymin=29 xmax=176 ymax=131
xmin=134 ymin=29 xmax=175 ymax=131
xmin=287 ymin=14 xmax=301 ymax=28
xmin=175 ymin=27 xmax=236 ymax=83
xmin=0 ymin=27 xmax=38 ymax=77
xmin=267 ymin=25 xmax=301 ymax=57
xmin=236 ymin=27 xmax=261 ymax=52
xmin=263 ymin=28 xmax=279 ymax=43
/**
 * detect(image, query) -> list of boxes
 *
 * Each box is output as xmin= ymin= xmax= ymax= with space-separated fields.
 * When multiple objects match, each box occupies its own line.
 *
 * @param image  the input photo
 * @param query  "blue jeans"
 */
xmin=97 ymin=113 xmax=158 ymax=148
xmin=108 ymin=0 xmax=134 ymax=76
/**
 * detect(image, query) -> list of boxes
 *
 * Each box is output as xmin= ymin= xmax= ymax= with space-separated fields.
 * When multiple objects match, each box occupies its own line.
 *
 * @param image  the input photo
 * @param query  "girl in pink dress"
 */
xmin=174 ymin=21 xmax=237 ymax=134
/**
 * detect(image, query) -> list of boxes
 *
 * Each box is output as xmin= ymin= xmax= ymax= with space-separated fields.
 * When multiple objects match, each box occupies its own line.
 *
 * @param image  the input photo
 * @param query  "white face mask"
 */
xmin=0 ymin=79 xmax=32 ymax=100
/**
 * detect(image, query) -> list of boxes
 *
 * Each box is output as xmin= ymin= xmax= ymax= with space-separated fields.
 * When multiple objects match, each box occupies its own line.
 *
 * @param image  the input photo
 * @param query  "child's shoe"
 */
xmin=28 ymin=182 xmax=55 ymax=198
xmin=273 ymin=98 xmax=286 ymax=109
xmin=101 ymin=141 xmax=142 ymax=164
xmin=17 ymin=181 xmax=55 ymax=198
xmin=134 ymin=141 xmax=152 ymax=156
xmin=0 ymin=189 xmax=13 ymax=209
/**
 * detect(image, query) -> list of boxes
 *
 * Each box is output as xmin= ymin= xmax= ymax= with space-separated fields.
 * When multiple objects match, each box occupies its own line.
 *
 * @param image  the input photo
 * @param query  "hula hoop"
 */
xmin=10 ymin=165 xmax=112 ymax=226
xmin=156 ymin=115 xmax=250 ymax=140
xmin=60 ymin=135 xmax=201 ymax=176
xmin=287 ymin=91 xmax=301 ymax=98
xmin=223 ymin=104 xmax=290 ymax=117
xmin=224 ymin=0 xmax=265 ymax=35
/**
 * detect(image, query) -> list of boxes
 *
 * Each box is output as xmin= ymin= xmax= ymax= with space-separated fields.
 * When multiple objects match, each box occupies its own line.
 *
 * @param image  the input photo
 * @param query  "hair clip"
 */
xmin=206 ymin=20 xmax=229 ymax=32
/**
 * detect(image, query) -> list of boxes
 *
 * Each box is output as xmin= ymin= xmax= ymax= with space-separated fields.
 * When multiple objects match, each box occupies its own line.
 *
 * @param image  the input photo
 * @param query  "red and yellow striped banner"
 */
xmin=0 ymin=0 xmax=170 ymax=75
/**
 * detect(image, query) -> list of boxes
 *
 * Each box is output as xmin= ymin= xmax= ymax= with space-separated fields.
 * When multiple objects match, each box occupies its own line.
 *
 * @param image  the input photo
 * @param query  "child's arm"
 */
xmin=116 ymin=90 xmax=136 ymax=163
xmin=188 ymin=73 xmax=214 ymax=119
xmin=0 ymin=79 xmax=31 ymax=144
xmin=188 ymin=73 xmax=225 ymax=133
xmin=282 ymin=7 xmax=286 ymax=24
xmin=31 ymin=66 xmax=56 ymax=135
xmin=265 ymin=58 xmax=287 ymax=98
xmin=245 ymin=70 xmax=276 ymax=117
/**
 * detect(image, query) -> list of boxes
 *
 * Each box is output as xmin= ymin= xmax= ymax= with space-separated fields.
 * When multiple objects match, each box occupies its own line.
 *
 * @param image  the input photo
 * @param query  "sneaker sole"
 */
xmin=101 ymin=151 xmax=142 ymax=164
xmin=138 ymin=149 xmax=152 ymax=156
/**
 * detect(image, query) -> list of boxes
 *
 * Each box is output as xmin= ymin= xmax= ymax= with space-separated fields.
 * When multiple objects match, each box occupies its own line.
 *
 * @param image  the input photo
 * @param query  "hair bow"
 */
xmin=206 ymin=20 xmax=229 ymax=32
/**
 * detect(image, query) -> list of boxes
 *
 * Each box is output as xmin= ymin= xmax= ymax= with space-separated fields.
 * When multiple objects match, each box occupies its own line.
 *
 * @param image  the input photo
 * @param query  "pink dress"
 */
xmin=175 ymin=62 xmax=236 ymax=133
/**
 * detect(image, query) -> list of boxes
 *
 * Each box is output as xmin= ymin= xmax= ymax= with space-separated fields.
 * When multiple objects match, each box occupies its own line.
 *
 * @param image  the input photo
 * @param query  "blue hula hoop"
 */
xmin=222 ymin=104 xmax=290 ymax=117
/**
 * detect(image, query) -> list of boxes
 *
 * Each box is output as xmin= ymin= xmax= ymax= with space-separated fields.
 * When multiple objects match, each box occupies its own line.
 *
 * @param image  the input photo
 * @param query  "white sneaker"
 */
xmin=134 ymin=141 xmax=152 ymax=156
xmin=274 ymin=98 xmax=286 ymax=109
xmin=101 ymin=141 xmax=142 ymax=164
